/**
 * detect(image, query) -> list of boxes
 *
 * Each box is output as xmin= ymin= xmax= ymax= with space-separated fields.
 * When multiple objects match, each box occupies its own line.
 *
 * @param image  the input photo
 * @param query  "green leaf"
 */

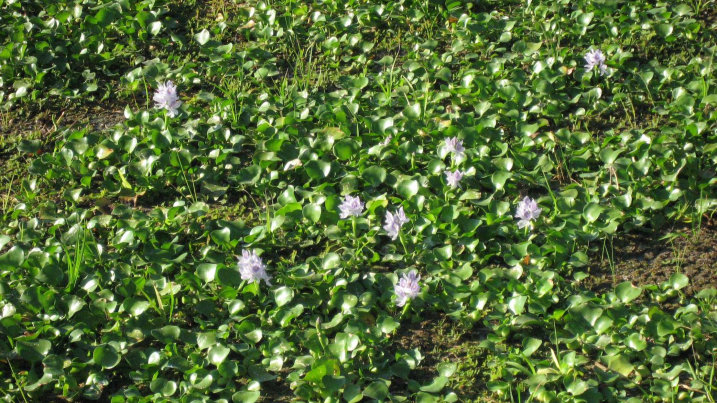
xmin=491 ymin=171 xmax=512 ymax=190
xmin=18 ymin=140 xmax=40 ymax=154
xmin=0 ymin=246 xmax=24 ymax=270
xmin=197 ymin=263 xmax=217 ymax=283
xmin=208 ymin=344 xmax=230 ymax=366
xmin=305 ymin=160 xmax=331 ymax=180
xmin=322 ymin=253 xmax=341 ymax=271
xmin=669 ymin=273 xmax=689 ymax=290
xmin=625 ymin=333 xmax=647 ymax=351
xmin=334 ymin=139 xmax=359 ymax=160
xmin=197 ymin=332 xmax=216 ymax=350
xmin=304 ymin=365 xmax=327 ymax=383
xmin=377 ymin=118 xmax=394 ymax=134
xmin=217 ymin=267 xmax=243 ymax=286
xmin=195 ymin=29 xmax=211 ymax=45
xmin=66 ymin=296 xmax=85 ymax=318
xmin=378 ymin=315 xmax=400 ymax=333
xmin=583 ymin=202 xmax=604 ymax=223
xmin=232 ymin=391 xmax=261 ymax=403
xmin=152 ymin=326 xmax=181 ymax=343
xmin=578 ymin=306 xmax=603 ymax=327
xmin=577 ymin=12 xmax=594 ymax=25
xmin=655 ymin=24 xmax=673 ymax=37
xmin=127 ymin=300 xmax=150 ymax=316
xmin=211 ymin=228 xmax=231 ymax=245
xmin=93 ymin=345 xmax=121 ymax=369
xmin=416 ymin=392 xmax=440 ymax=403
xmin=364 ymin=381 xmax=389 ymax=400
xmin=607 ymin=354 xmax=634 ymax=377
xmin=519 ymin=123 xmax=539 ymax=137
xmin=150 ymin=378 xmax=177 ymax=397
xmin=508 ymin=295 xmax=527 ymax=315
xmin=148 ymin=21 xmax=162 ymax=36
xmin=397 ymin=179 xmax=419 ymax=198
xmin=522 ymin=338 xmax=542 ymax=357
xmin=17 ymin=339 xmax=52 ymax=364
xmin=599 ymin=148 xmax=622 ymax=164
xmin=362 ymin=166 xmax=387 ymax=187
xmin=95 ymin=144 xmax=114 ymax=160
xmin=323 ymin=375 xmax=346 ymax=392
xmin=434 ymin=245 xmax=452 ymax=261
xmin=615 ymin=282 xmax=642 ymax=303
xmin=343 ymin=384 xmax=363 ymax=403
xmin=420 ymin=376 xmax=449 ymax=392
xmin=274 ymin=286 xmax=294 ymax=307
xmin=303 ymin=204 xmax=321 ymax=223
xmin=403 ymin=103 xmax=422 ymax=119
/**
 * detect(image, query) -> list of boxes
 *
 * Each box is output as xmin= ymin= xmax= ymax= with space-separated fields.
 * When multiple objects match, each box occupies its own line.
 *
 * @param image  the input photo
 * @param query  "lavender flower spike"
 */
xmin=384 ymin=206 xmax=410 ymax=240
xmin=394 ymin=270 xmax=421 ymax=307
xmin=153 ymin=80 xmax=182 ymax=117
xmin=584 ymin=49 xmax=607 ymax=76
xmin=238 ymin=250 xmax=272 ymax=285
xmin=445 ymin=137 xmax=466 ymax=162
xmin=445 ymin=170 xmax=464 ymax=188
xmin=515 ymin=196 xmax=542 ymax=230
xmin=339 ymin=195 xmax=364 ymax=219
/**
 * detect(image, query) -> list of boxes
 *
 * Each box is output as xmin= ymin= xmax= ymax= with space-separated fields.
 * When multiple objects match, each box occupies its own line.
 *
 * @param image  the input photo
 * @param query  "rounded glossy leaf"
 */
xmin=232 ymin=391 xmax=260 ymax=403
xmin=615 ymin=282 xmax=642 ymax=303
xmin=397 ymin=179 xmax=419 ymax=198
xmin=150 ymin=378 xmax=177 ymax=397
xmin=303 ymin=204 xmax=321 ymax=223
xmin=208 ymin=345 xmax=231 ymax=366
xmin=195 ymin=29 xmax=211 ymax=45
xmin=93 ymin=345 xmax=121 ymax=369
xmin=17 ymin=339 xmax=52 ymax=364
xmin=274 ymin=286 xmax=294 ymax=307
xmin=669 ymin=273 xmax=689 ymax=290
xmin=362 ymin=166 xmax=387 ymax=187
xmin=625 ymin=333 xmax=647 ymax=351
xmin=403 ymin=103 xmax=422 ymax=119
xmin=0 ymin=246 xmax=24 ymax=270
xmin=334 ymin=139 xmax=359 ymax=160
xmin=364 ymin=382 xmax=389 ymax=400
xmin=583 ymin=202 xmax=604 ymax=223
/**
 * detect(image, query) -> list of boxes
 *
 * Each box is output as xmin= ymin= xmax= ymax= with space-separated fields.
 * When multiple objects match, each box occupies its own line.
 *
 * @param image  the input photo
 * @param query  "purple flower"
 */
xmin=445 ymin=170 xmax=464 ymax=188
xmin=238 ymin=250 xmax=272 ymax=285
xmin=394 ymin=270 xmax=421 ymax=307
xmin=515 ymin=196 xmax=542 ymax=229
xmin=584 ymin=49 xmax=607 ymax=76
xmin=339 ymin=195 xmax=364 ymax=219
xmin=445 ymin=137 xmax=466 ymax=162
xmin=383 ymin=206 xmax=410 ymax=240
xmin=153 ymin=80 xmax=182 ymax=117
xmin=379 ymin=135 xmax=393 ymax=147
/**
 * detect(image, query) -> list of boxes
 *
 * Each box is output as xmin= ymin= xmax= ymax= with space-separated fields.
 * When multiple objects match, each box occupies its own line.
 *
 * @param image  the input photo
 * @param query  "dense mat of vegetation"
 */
xmin=1 ymin=0 xmax=717 ymax=402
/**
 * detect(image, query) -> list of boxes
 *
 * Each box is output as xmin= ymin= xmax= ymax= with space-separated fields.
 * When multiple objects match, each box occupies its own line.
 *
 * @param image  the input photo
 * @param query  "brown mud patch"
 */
xmin=585 ymin=221 xmax=717 ymax=296
xmin=391 ymin=311 xmax=493 ymax=402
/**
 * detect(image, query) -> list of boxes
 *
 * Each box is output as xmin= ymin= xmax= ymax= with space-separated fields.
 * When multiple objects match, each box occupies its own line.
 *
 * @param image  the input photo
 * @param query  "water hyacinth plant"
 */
xmin=445 ymin=170 xmax=464 ymax=188
xmin=3 ymin=1 xmax=717 ymax=402
xmin=444 ymin=137 xmax=466 ymax=163
xmin=339 ymin=195 xmax=365 ymax=219
xmin=584 ymin=49 xmax=608 ymax=75
xmin=383 ymin=206 xmax=409 ymax=240
xmin=515 ymin=196 xmax=542 ymax=230
xmin=394 ymin=270 xmax=421 ymax=307
xmin=153 ymin=80 xmax=182 ymax=117
xmin=238 ymin=250 xmax=272 ymax=285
